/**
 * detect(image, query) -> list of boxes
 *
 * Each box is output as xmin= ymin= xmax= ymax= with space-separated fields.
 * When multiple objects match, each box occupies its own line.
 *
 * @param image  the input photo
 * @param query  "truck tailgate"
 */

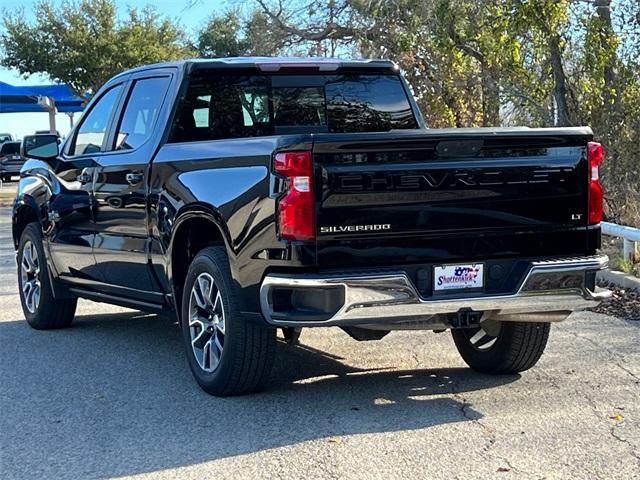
xmin=313 ymin=128 xmax=594 ymax=267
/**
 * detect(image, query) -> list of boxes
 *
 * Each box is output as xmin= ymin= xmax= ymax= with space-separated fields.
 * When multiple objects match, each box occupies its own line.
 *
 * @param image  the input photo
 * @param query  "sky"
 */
xmin=0 ymin=0 xmax=229 ymax=140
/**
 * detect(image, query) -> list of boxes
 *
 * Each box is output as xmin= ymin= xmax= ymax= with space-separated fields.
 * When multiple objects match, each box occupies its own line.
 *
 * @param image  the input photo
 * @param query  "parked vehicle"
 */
xmin=0 ymin=133 xmax=14 ymax=143
xmin=13 ymin=58 xmax=611 ymax=396
xmin=1 ymin=141 xmax=25 ymax=182
xmin=34 ymin=130 xmax=61 ymax=137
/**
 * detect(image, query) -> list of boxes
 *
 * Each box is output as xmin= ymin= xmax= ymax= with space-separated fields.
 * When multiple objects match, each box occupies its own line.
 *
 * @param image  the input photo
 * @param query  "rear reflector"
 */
xmin=587 ymin=141 xmax=604 ymax=225
xmin=274 ymin=151 xmax=315 ymax=241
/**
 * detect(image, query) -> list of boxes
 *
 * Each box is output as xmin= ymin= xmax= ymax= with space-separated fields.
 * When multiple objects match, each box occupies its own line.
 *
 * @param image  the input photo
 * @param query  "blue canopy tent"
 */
xmin=0 ymin=82 xmax=44 ymax=113
xmin=0 ymin=81 xmax=85 ymax=132
xmin=26 ymin=84 xmax=86 ymax=113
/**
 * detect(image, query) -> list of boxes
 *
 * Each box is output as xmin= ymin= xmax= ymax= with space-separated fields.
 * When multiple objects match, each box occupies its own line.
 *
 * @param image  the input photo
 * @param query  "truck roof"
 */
xmin=115 ymin=57 xmax=399 ymax=78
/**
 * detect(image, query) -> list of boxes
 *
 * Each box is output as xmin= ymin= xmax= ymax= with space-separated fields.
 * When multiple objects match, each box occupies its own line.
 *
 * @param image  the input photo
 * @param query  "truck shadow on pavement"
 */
xmin=1 ymin=310 xmax=519 ymax=479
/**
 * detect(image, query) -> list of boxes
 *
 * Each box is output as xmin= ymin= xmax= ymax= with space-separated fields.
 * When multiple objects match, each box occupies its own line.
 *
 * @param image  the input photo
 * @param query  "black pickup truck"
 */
xmin=13 ymin=58 xmax=611 ymax=396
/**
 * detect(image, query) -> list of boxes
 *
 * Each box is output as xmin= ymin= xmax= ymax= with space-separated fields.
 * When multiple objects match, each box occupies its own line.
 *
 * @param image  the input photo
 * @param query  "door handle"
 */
xmin=125 ymin=172 xmax=143 ymax=185
xmin=77 ymin=171 xmax=92 ymax=184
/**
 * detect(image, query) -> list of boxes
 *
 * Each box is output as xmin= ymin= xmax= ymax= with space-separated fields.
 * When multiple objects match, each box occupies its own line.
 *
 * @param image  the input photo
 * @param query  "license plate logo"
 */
xmin=434 ymin=264 xmax=484 ymax=291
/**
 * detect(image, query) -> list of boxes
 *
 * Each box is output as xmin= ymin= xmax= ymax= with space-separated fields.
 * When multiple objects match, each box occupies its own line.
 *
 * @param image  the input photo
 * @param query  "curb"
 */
xmin=597 ymin=269 xmax=640 ymax=292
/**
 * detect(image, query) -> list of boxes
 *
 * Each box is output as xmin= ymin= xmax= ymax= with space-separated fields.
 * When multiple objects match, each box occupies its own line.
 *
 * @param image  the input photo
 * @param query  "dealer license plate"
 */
xmin=433 ymin=263 xmax=484 ymax=291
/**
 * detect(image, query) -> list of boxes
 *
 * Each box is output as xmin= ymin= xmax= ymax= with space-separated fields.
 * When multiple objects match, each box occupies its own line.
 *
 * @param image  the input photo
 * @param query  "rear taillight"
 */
xmin=274 ymin=151 xmax=315 ymax=240
xmin=587 ymin=141 xmax=604 ymax=225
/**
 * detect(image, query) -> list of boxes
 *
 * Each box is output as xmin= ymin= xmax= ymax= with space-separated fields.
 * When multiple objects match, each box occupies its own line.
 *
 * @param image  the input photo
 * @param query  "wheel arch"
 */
xmin=12 ymin=198 xmax=42 ymax=249
xmin=168 ymin=204 xmax=233 ymax=312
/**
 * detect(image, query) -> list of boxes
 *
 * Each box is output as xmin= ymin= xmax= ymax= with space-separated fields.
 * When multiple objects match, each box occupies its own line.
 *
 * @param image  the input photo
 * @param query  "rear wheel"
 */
xmin=18 ymin=223 xmax=77 ymax=329
xmin=452 ymin=320 xmax=550 ymax=374
xmin=180 ymin=246 xmax=276 ymax=396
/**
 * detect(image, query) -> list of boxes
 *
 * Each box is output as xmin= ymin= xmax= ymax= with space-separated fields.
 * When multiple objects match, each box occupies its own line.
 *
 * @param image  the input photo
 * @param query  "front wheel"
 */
xmin=452 ymin=320 xmax=550 ymax=374
xmin=180 ymin=246 xmax=276 ymax=396
xmin=18 ymin=223 xmax=77 ymax=329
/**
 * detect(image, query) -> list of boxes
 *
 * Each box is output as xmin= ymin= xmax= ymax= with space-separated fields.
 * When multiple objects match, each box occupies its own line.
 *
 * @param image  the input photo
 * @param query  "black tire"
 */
xmin=180 ymin=246 xmax=276 ymax=396
xmin=452 ymin=321 xmax=550 ymax=374
xmin=17 ymin=223 xmax=77 ymax=329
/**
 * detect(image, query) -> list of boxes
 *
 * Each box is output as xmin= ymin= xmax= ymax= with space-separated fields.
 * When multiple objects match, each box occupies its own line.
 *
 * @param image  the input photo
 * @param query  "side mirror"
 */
xmin=21 ymin=134 xmax=59 ymax=160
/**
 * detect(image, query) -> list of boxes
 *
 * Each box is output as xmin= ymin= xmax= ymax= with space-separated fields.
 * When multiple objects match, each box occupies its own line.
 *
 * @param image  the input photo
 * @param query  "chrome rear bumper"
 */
xmin=260 ymin=255 xmax=611 ymax=328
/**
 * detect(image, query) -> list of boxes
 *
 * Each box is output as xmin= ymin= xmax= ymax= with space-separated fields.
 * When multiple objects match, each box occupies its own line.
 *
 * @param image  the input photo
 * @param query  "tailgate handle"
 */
xmin=436 ymin=139 xmax=483 ymax=158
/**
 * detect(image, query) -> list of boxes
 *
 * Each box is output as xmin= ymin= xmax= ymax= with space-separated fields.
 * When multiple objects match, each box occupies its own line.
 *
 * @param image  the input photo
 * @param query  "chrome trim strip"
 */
xmin=260 ymin=255 xmax=611 ymax=327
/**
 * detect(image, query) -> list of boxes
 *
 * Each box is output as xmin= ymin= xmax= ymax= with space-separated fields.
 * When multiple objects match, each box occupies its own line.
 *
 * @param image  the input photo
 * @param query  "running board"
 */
xmin=68 ymin=288 xmax=168 ymax=313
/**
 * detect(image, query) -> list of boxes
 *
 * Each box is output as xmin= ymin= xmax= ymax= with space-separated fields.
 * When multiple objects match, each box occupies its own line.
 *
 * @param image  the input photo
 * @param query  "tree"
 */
xmin=1 ymin=0 xmax=193 ymax=96
xmin=575 ymin=0 xmax=640 ymax=223
xmin=234 ymin=0 xmax=639 ymax=223
xmin=196 ymin=11 xmax=250 ymax=57
xmin=255 ymin=0 xmax=364 ymax=56
xmin=195 ymin=9 xmax=282 ymax=57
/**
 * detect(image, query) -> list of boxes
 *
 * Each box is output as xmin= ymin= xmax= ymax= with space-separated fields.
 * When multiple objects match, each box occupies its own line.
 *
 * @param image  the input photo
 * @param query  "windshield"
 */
xmin=1 ymin=142 xmax=20 ymax=154
xmin=170 ymin=73 xmax=418 ymax=142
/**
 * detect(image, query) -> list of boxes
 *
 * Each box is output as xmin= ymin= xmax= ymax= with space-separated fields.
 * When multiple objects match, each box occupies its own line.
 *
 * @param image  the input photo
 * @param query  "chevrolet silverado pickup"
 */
xmin=13 ymin=58 xmax=611 ymax=396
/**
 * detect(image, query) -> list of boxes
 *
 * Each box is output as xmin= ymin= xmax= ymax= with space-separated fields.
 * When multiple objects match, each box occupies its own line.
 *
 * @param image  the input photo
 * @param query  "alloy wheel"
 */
xmin=20 ymin=240 xmax=41 ymax=314
xmin=188 ymin=273 xmax=226 ymax=372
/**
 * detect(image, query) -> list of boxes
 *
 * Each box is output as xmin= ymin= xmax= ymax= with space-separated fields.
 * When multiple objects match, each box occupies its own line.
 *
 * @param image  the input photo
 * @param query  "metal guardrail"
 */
xmin=602 ymin=221 xmax=640 ymax=262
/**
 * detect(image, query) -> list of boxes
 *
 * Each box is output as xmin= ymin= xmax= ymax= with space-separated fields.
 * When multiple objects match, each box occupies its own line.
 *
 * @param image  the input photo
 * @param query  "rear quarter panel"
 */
xmin=148 ymin=135 xmax=315 ymax=310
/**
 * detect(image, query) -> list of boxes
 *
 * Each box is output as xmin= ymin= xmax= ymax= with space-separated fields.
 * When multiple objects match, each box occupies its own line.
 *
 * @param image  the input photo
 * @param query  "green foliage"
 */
xmin=1 ymin=0 xmax=193 ymax=96
xmin=246 ymin=0 xmax=639 ymax=224
xmin=611 ymin=255 xmax=640 ymax=276
xmin=196 ymin=10 xmax=249 ymax=57
xmin=1 ymin=0 xmax=638 ymax=223
xmin=195 ymin=9 xmax=281 ymax=57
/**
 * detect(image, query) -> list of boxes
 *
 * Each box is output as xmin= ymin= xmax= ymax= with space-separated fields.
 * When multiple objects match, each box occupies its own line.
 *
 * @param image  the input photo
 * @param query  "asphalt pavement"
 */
xmin=0 ymin=201 xmax=638 ymax=480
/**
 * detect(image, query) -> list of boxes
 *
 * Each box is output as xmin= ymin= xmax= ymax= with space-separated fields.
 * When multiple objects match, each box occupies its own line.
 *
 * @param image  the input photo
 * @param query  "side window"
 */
xmin=114 ymin=77 xmax=171 ymax=151
xmin=72 ymin=85 xmax=123 ymax=155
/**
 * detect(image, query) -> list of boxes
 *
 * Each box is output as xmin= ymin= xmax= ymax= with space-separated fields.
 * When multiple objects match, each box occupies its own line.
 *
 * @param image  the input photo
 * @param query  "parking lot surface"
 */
xmin=1 ymin=205 xmax=638 ymax=479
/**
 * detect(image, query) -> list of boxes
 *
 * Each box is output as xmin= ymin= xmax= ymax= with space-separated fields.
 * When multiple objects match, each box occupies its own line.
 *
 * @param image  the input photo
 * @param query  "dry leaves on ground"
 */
xmin=589 ymin=282 xmax=640 ymax=321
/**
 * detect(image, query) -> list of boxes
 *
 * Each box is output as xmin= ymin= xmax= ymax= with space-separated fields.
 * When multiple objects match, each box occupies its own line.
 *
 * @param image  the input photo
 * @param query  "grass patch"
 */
xmin=612 ymin=255 xmax=640 ymax=277
xmin=601 ymin=236 xmax=640 ymax=278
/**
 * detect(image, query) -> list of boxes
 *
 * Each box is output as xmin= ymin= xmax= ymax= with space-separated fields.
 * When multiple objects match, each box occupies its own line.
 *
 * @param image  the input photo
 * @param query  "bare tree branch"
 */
xmin=255 ymin=0 xmax=360 ymax=43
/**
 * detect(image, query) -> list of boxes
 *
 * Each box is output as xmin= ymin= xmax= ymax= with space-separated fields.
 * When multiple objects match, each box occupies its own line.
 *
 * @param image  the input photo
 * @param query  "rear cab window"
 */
xmin=169 ymin=72 xmax=418 ymax=142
